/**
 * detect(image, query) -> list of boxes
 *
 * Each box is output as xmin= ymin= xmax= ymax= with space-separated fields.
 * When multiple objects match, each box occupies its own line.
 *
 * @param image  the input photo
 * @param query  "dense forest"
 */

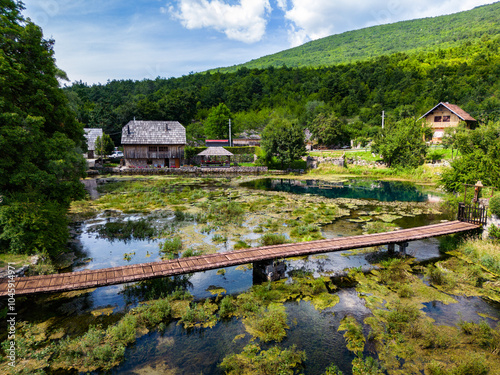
xmin=66 ymin=34 xmax=500 ymax=146
xmin=214 ymin=2 xmax=500 ymax=73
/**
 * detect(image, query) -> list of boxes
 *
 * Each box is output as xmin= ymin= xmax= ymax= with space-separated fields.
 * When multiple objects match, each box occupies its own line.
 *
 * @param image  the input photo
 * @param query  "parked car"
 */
xmin=109 ymin=151 xmax=124 ymax=158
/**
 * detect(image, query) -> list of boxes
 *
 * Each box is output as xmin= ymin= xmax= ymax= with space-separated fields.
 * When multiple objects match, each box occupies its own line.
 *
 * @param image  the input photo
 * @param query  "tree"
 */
xmin=204 ymin=103 xmax=232 ymax=140
xmin=261 ymin=118 xmax=306 ymax=169
xmin=310 ymin=112 xmax=350 ymax=147
xmin=0 ymin=1 xmax=86 ymax=255
xmin=95 ymin=133 xmax=115 ymax=157
xmin=441 ymin=121 xmax=500 ymax=192
xmin=372 ymin=118 xmax=427 ymax=168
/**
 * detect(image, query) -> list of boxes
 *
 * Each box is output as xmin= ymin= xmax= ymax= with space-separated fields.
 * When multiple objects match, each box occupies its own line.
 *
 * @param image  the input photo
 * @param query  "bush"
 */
xmin=160 ymin=236 xmax=183 ymax=254
xmin=260 ymin=233 xmax=288 ymax=246
xmin=0 ymin=200 xmax=69 ymax=257
xmin=490 ymin=193 xmax=500 ymax=217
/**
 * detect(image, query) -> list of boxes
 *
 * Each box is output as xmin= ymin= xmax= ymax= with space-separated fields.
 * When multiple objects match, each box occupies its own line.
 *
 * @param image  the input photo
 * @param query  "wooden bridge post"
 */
xmin=387 ymin=243 xmax=395 ymax=254
xmin=253 ymin=260 xmax=286 ymax=283
xmin=397 ymin=242 xmax=409 ymax=255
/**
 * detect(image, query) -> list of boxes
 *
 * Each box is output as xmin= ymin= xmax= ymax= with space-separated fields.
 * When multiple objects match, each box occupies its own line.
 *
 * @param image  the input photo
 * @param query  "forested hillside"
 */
xmin=214 ymin=2 xmax=500 ymax=73
xmin=66 ymin=34 xmax=500 ymax=145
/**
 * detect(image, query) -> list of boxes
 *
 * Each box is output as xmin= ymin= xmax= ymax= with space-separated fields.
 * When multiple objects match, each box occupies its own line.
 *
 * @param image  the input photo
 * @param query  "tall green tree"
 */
xmin=95 ymin=134 xmax=115 ymax=157
xmin=372 ymin=119 xmax=428 ymax=168
xmin=0 ymin=1 xmax=86 ymax=255
xmin=310 ymin=112 xmax=350 ymax=147
xmin=261 ymin=118 xmax=306 ymax=169
xmin=441 ymin=121 xmax=500 ymax=192
xmin=204 ymin=103 xmax=232 ymax=140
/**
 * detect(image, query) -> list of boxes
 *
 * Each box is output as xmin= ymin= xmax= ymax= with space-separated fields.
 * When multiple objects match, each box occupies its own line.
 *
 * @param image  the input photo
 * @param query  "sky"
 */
xmin=21 ymin=0 xmax=495 ymax=85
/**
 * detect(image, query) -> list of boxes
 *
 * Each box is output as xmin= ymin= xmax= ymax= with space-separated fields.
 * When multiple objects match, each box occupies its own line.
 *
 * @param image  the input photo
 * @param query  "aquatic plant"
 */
xmin=219 ymin=343 xmax=306 ymax=375
xmin=243 ymin=303 xmax=289 ymax=342
xmin=179 ymin=299 xmax=218 ymax=328
xmin=159 ymin=236 xmax=183 ymax=254
xmin=234 ymin=240 xmax=249 ymax=250
xmin=458 ymin=319 xmax=500 ymax=353
xmin=426 ymin=353 xmax=489 ymax=375
xmin=384 ymin=301 xmax=421 ymax=334
xmin=351 ymin=357 xmax=384 ymax=375
xmin=338 ymin=316 xmax=365 ymax=355
xmin=89 ymin=218 xmax=159 ymax=241
xmin=290 ymin=224 xmax=321 ymax=239
xmin=219 ymin=295 xmax=237 ymax=318
xmin=181 ymin=248 xmax=203 ymax=258
xmin=260 ymin=233 xmax=288 ymax=246
xmin=212 ymin=234 xmax=227 ymax=243
xmin=454 ymin=238 xmax=500 ymax=275
xmin=323 ymin=364 xmax=344 ymax=375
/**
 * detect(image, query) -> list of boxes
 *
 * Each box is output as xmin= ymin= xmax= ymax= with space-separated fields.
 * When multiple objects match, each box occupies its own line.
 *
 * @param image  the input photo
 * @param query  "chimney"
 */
xmin=166 ymin=123 xmax=169 ymax=131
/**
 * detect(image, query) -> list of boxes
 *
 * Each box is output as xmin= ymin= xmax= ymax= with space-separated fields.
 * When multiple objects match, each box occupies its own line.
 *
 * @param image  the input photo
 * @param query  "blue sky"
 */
xmin=22 ymin=0 xmax=495 ymax=84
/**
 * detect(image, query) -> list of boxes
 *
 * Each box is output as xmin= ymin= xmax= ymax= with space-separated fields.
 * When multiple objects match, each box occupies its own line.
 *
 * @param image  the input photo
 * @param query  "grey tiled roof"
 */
xmin=121 ymin=121 xmax=186 ymax=145
xmin=197 ymin=147 xmax=234 ymax=156
xmin=84 ymin=128 xmax=103 ymax=150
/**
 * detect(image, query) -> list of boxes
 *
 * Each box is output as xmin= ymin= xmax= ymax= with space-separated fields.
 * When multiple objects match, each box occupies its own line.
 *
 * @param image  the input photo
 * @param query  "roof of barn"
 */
xmin=121 ymin=120 xmax=186 ymax=145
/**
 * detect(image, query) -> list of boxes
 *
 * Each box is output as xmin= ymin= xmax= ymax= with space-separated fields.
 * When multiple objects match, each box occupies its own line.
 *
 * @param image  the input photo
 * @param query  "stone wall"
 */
xmin=98 ymin=166 xmax=270 ymax=176
xmin=304 ymin=155 xmax=386 ymax=169
xmin=484 ymin=214 xmax=500 ymax=240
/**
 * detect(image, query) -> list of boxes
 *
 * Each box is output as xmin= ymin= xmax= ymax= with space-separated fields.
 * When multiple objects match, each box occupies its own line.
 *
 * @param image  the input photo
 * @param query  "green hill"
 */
xmin=213 ymin=2 xmax=500 ymax=73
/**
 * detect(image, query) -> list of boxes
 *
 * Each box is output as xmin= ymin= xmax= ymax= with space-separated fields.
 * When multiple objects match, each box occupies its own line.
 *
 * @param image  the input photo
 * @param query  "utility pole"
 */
xmin=229 ymin=119 xmax=232 ymax=147
xmin=382 ymin=111 xmax=385 ymax=129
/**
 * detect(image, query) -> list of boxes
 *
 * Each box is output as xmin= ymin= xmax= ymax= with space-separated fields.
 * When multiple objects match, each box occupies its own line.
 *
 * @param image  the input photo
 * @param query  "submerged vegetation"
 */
xmin=4 ymin=177 xmax=500 ymax=374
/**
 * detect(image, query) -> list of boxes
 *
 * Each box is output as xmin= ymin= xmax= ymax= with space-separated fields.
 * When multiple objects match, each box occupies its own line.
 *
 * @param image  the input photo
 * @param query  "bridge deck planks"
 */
xmin=0 ymin=221 xmax=479 ymax=297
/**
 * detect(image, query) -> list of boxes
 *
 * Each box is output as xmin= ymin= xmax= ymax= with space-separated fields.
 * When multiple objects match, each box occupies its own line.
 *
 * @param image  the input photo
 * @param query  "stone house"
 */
xmin=83 ymin=128 xmax=103 ymax=159
xmin=121 ymin=120 xmax=186 ymax=168
xmin=419 ymin=102 xmax=477 ymax=143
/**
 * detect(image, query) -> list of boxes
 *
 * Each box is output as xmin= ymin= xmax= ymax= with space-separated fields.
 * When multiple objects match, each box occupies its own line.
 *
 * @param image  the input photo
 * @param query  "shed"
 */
xmin=83 ymin=128 xmax=103 ymax=159
xmin=197 ymin=147 xmax=234 ymax=167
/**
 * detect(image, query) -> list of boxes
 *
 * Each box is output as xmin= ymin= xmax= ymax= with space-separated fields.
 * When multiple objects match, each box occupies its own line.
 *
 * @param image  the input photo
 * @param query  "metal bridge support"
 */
xmin=387 ymin=243 xmax=395 ymax=254
xmin=253 ymin=259 xmax=286 ymax=283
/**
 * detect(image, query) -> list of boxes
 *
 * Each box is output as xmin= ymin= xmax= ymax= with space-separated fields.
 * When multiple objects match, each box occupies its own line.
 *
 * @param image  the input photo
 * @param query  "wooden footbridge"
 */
xmin=0 ymin=220 xmax=480 ymax=297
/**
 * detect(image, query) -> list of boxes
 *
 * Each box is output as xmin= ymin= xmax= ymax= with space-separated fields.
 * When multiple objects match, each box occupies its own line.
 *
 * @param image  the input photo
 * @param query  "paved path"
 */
xmin=0 ymin=221 xmax=479 ymax=297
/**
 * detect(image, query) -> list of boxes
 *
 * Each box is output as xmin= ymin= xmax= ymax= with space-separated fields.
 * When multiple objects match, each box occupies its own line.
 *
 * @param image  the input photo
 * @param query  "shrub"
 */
xmin=234 ymin=240 xmax=249 ymax=250
xmin=490 ymin=193 xmax=500 ymax=217
xmin=260 ymin=233 xmax=288 ymax=246
xmin=160 ymin=236 xmax=183 ymax=254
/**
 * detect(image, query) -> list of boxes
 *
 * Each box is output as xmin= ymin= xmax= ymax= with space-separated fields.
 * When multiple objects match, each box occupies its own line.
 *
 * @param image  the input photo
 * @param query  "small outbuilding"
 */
xmin=197 ymin=147 xmax=233 ymax=167
xmin=419 ymin=102 xmax=477 ymax=143
xmin=121 ymin=120 xmax=186 ymax=168
xmin=83 ymin=128 xmax=103 ymax=159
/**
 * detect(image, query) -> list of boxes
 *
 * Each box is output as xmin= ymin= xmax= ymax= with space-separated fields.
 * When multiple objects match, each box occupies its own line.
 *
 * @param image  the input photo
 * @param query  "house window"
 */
xmin=148 ymin=146 xmax=157 ymax=152
xmin=442 ymin=116 xmax=450 ymax=122
xmin=159 ymin=146 xmax=168 ymax=152
xmin=434 ymin=116 xmax=442 ymax=122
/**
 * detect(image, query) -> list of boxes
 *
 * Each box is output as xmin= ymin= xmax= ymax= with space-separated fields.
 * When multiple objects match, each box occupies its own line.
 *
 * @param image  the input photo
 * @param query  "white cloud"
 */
xmin=169 ymin=0 xmax=272 ymax=43
xmin=275 ymin=0 xmax=288 ymax=11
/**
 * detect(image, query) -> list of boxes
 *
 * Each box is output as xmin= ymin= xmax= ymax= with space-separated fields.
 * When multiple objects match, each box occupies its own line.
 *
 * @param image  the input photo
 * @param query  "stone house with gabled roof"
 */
xmin=419 ymin=102 xmax=477 ymax=143
xmin=83 ymin=128 xmax=103 ymax=159
xmin=121 ymin=120 xmax=186 ymax=168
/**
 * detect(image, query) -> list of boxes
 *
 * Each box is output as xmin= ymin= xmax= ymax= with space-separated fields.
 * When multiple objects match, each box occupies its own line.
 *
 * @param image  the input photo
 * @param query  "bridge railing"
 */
xmin=457 ymin=202 xmax=487 ymax=225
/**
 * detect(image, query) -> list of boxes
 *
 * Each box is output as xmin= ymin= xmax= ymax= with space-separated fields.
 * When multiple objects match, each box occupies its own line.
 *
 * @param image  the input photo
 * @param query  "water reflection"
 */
xmin=241 ymin=178 xmax=432 ymax=202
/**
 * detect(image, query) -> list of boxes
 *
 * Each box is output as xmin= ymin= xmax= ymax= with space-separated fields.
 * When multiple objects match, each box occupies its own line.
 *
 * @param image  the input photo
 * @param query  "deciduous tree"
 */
xmin=204 ymin=103 xmax=232 ymax=140
xmin=261 ymin=118 xmax=306 ymax=169
xmin=372 ymin=119 xmax=427 ymax=168
xmin=0 ymin=1 xmax=86 ymax=255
